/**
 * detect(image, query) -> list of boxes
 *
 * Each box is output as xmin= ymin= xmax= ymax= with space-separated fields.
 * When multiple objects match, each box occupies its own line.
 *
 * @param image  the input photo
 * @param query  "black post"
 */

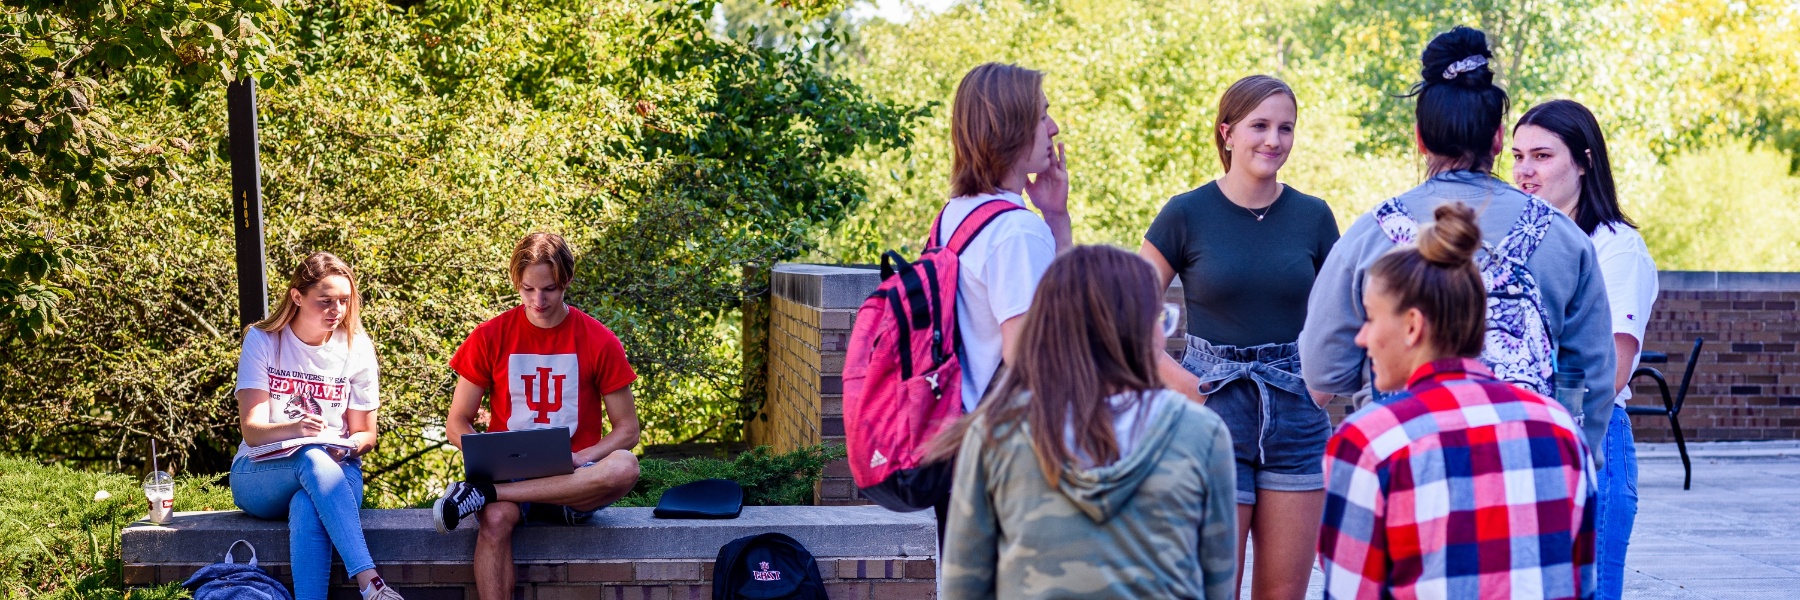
xmin=228 ymin=79 xmax=267 ymax=328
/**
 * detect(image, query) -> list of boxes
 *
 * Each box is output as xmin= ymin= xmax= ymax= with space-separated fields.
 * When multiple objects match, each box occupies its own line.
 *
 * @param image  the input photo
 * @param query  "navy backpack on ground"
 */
xmin=182 ymin=540 xmax=293 ymax=600
xmin=712 ymin=532 xmax=828 ymax=600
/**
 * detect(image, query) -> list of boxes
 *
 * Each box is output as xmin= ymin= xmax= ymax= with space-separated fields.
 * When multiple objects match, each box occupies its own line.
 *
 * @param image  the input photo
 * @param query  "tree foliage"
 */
xmin=822 ymin=0 xmax=1800 ymax=272
xmin=1 ymin=0 xmax=916 ymax=506
xmin=1 ymin=0 xmax=283 ymax=342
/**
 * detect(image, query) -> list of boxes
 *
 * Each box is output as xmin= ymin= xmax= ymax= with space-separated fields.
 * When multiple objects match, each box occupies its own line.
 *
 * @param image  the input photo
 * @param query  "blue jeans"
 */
xmin=231 ymin=447 xmax=374 ymax=600
xmin=1594 ymin=405 xmax=1638 ymax=600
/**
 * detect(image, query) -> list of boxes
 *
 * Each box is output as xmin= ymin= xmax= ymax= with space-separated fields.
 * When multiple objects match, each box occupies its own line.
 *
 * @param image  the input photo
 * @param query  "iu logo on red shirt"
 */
xmin=506 ymin=354 xmax=580 ymax=432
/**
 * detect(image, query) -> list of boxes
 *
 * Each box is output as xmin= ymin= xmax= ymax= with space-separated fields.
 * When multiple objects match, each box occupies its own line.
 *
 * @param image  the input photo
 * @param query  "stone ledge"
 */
xmin=1660 ymin=271 xmax=1800 ymax=292
xmin=772 ymin=264 xmax=880 ymax=309
xmin=123 ymin=506 xmax=935 ymax=564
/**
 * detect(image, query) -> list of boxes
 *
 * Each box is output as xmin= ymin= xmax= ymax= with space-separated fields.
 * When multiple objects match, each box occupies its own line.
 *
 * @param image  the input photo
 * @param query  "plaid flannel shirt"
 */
xmin=1320 ymin=358 xmax=1596 ymax=599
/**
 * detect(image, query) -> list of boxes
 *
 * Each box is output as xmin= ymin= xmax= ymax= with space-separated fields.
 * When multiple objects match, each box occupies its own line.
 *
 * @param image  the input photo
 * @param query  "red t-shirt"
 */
xmin=450 ymin=306 xmax=637 ymax=451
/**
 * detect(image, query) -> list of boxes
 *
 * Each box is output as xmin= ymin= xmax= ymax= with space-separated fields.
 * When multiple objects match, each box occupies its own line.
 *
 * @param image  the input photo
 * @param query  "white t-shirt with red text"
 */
xmin=234 ymin=326 xmax=382 ymax=459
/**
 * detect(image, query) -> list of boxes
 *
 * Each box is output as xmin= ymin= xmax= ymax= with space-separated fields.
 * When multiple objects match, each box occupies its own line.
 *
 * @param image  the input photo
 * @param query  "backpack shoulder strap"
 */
xmin=930 ymin=199 xmax=1025 ymax=254
xmin=1491 ymin=194 xmax=1558 ymax=263
xmin=1371 ymin=197 xmax=1417 ymax=244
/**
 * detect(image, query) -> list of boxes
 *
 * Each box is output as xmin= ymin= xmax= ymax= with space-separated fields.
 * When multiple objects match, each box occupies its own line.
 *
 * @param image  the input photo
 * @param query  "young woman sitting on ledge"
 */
xmin=229 ymin=251 xmax=403 ymax=600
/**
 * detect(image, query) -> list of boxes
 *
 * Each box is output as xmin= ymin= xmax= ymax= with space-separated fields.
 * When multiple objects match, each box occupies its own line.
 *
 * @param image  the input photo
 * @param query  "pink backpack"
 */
xmin=842 ymin=199 xmax=1022 ymax=511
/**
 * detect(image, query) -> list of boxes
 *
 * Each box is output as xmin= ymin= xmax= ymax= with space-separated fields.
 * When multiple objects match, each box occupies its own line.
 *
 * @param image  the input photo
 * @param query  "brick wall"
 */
xmin=124 ymin=507 xmax=935 ymax=600
xmin=1625 ymin=272 xmax=1800 ymax=443
xmin=760 ymin=267 xmax=1800 ymax=452
xmin=124 ymin=556 xmax=935 ymax=600
xmin=751 ymin=265 xmax=876 ymax=505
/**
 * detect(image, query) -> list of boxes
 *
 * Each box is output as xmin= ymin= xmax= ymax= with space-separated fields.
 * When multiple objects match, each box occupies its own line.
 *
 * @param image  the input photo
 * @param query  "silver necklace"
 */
xmin=1245 ymin=204 xmax=1273 ymax=221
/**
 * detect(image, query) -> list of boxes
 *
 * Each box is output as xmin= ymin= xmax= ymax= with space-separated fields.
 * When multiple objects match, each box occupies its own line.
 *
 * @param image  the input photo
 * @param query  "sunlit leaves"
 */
xmin=0 ymin=1 xmax=915 ymax=494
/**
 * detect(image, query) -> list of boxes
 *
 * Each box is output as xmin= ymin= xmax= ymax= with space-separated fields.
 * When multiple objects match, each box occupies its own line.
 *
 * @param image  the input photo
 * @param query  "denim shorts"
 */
xmin=1180 ymin=336 xmax=1331 ymax=504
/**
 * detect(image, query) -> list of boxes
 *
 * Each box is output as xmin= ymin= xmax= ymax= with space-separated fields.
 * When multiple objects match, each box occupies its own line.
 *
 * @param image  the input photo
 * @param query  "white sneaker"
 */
xmin=361 ymin=576 xmax=404 ymax=600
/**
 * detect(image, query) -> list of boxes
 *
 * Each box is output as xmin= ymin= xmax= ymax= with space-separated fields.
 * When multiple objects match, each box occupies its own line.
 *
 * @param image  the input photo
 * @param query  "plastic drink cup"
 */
xmin=143 ymin=471 xmax=175 ymax=524
xmin=1553 ymin=368 xmax=1586 ymax=429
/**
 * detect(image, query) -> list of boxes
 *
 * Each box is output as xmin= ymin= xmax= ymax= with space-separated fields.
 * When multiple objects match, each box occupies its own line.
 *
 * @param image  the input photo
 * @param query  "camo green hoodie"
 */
xmin=940 ymin=389 xmax=1238 ymax=600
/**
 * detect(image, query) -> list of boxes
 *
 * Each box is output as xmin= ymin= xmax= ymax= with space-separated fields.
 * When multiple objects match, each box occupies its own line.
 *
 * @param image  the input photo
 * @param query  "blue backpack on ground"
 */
xmin=182 ymin=540 xmax=293 ymax=600
xmin=712 ymin=532 xmax=828 ymax=600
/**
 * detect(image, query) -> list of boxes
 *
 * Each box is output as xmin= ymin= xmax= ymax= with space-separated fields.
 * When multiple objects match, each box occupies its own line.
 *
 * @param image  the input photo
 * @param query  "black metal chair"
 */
xmin=1627 ymin=337 xmax=1703 ymax=490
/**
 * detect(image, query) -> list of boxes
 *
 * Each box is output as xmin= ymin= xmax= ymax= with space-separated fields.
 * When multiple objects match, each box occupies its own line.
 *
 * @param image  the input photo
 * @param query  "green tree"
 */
xmin=825 ymin=0 xmax=1800 ymax=272
xmin=1 ymin=0 xmax=917 ymax=509
xmin=2 ymin=0 xmax=284 ymax=342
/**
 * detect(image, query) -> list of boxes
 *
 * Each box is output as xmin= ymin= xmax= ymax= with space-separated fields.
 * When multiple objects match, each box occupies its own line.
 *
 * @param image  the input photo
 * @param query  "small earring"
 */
xmin=1225 ymin=145 xmax=1233 ymax=152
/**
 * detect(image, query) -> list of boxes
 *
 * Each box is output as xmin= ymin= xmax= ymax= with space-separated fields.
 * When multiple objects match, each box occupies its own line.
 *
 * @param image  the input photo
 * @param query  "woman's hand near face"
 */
xmin=1028 ymin=142 xmax=1073 ymax=251
xmin=1026 ymin=142 xmax=1069 ymax=215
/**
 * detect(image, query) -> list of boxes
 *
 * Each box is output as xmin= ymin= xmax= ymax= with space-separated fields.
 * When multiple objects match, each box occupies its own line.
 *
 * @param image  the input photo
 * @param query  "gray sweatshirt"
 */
xmin=1298 ymin=170 xmax=1617 ymax=457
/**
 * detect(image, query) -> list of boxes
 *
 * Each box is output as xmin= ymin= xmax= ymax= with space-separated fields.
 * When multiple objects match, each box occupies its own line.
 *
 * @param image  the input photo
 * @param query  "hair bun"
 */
xmin=1421 ymin=26 xmax=1495 ymax=89
xmin=1418 ymin=202 xmax=1482 ymax=267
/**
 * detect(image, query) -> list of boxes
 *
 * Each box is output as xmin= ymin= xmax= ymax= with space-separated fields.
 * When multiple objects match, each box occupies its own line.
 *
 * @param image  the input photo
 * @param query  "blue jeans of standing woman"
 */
xmin=1594 ymin=404 xmax=1638 ymax=599
xmin=231 ymin=446 xmax=374 ymax=600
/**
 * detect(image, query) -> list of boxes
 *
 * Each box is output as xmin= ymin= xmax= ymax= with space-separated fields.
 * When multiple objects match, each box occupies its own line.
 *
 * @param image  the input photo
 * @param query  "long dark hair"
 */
xmin=1408 ymin=26 xmax=1509 ymax=175
xmin=1515 ymin=99 xmax=1635 ymax=235
xmin=926 ymin=245 xmax=1165 ymax=485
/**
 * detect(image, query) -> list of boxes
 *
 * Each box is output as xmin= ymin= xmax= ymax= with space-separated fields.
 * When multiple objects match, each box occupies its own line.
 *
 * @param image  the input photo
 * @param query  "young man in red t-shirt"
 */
xmin=433 ymin=233 xmax=642 ymax=600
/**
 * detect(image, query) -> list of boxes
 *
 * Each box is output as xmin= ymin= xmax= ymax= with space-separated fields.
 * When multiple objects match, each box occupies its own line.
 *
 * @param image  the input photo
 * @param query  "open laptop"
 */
xmin=461 ymin=428 xmax=575 ymax=482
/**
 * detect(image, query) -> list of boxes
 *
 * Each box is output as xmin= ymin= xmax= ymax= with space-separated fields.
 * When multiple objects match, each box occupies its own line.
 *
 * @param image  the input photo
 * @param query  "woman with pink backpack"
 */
xmin=841 ymin=62 xmax=1074 ymax=543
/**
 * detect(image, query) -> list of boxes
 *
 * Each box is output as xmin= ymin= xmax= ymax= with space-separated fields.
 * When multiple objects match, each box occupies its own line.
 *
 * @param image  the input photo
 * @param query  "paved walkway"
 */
xmin=1623 ymin=442 xmax=1800 ymax=599
xmin=1241 ymin=441 xmax=1800 ymax=598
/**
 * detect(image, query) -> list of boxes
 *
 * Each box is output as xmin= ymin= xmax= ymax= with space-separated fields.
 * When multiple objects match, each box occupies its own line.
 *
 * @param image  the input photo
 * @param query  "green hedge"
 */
xmin=615 ymin=444 xmax=844 ymax=508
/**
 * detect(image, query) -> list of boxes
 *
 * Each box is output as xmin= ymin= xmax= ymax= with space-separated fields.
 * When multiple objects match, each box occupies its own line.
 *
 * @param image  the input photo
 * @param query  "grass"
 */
xmin=0 ymin=455 xmax=231 ymax=599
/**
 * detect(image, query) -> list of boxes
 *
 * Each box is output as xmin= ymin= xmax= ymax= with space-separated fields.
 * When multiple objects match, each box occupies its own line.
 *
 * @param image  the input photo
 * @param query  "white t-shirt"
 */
xmin=1591 ymin=223 xmax=1658 ymax=407
xmin=936 ymin=191 xmax=1057 ymax=411
xmin=234 ymin=326 xmax=382 ymax=458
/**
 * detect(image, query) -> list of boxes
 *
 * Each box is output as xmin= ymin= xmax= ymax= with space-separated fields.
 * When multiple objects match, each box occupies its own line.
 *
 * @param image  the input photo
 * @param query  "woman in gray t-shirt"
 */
xmin=1138 ymin=74 xmax=1338 ymax=600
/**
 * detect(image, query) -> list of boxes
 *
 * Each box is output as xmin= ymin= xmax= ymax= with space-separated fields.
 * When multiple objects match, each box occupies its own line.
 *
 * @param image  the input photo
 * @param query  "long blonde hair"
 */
xmin=253 ymin=251 xmax=363 ymax=345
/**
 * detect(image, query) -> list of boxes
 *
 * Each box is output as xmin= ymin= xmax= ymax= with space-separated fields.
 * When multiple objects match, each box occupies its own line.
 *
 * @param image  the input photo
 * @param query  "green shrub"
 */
xmin=615 ymin=445 xmax=845 ymax=508
xmin=0 ymin=455 xmax=231 ymax=599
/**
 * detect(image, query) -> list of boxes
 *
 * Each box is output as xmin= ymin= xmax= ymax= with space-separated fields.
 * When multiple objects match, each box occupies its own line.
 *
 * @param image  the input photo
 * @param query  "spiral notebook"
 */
xmin=247 ymin=437 xmax=356 ymax=462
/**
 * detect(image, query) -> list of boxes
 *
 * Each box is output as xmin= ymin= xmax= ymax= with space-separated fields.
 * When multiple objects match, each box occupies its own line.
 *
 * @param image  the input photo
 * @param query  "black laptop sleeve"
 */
xmin=653 ymin=478 xmax=745 ymax=519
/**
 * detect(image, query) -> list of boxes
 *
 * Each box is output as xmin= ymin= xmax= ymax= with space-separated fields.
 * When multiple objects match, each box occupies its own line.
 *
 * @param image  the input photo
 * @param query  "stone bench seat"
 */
xmin=123 ymin=506 xmax=937 ymax=600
